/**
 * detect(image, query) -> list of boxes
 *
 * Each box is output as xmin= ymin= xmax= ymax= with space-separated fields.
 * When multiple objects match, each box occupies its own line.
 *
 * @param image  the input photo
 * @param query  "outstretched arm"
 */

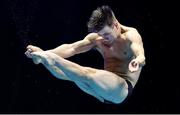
xmin=48 ymin=33 xmax=100 ymax=58
xmin=26 ymin=33 xmax=101 ymax=59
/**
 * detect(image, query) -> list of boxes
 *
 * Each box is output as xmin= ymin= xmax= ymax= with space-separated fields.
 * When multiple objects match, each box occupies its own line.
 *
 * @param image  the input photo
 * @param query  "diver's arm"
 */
xmin=48 ymin=33 xmax=101 ymax=58
xmin=130 ymin=42 xmax=146 ymax=66
xmin=25 ymin=33 xmax=101 ymax=59
xmin=128 ymin=29 xmax=146 ymax=66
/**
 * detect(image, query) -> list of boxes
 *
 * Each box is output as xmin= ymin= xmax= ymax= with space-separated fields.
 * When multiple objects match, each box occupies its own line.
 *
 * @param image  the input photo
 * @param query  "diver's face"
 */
xmin=98 ymin=24 xmax=119 ymax=41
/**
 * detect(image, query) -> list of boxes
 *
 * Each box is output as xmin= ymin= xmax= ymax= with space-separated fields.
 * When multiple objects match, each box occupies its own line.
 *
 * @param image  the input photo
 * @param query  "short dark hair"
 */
xmin=87 ymin=5 xmax=115 ymax=32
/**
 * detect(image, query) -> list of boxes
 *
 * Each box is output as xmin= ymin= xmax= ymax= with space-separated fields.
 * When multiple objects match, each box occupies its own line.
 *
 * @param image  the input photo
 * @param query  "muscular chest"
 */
xmin=96 ymin=38 xmax=132 ymax=59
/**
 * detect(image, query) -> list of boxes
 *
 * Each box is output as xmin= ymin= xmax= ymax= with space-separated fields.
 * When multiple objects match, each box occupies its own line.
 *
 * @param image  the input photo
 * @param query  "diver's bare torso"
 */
xmin=95 ymin=32 xmax=140 ymax=87
xmin=25 ymin=25 xmax=144 ymax=103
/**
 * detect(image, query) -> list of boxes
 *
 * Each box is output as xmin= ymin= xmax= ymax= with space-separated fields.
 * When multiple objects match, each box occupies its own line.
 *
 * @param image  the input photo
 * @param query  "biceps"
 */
xmin=131 ymin=43 xmax=144 ymax=56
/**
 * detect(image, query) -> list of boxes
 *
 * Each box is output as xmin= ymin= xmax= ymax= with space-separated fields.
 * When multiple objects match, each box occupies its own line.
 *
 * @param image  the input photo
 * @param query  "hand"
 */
xmin=86 ymin=33 xmax=103 ymax=41
xmin=128 ymin=59 xmax=139 ymax=72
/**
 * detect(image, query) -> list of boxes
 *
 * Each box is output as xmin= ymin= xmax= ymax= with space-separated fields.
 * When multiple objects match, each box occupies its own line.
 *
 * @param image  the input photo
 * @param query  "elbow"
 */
xmin=141 ymin=56 xmax=146 ymax=66
xmin=142 ymin=60 xmax=146 ymax=66
xmin=136 ymin=55 xmax=146 ymax=66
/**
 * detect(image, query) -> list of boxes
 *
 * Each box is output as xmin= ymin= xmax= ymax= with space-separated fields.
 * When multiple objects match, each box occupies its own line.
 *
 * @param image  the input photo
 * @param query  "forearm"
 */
xmin=47 ymin=36 xmax=96 ymax=58
xmin=47 ymin=44 xmax=75 ymax=58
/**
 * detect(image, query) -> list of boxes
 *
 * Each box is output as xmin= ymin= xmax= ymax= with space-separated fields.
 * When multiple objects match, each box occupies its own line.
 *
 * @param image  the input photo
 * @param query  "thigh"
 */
xmin=84 ymin=67 xmax=128 ymax=103
xmin=74 ymin=81 xmax=104 ymax=102
xmin=89 ymin=69 xmax=127 ymax=91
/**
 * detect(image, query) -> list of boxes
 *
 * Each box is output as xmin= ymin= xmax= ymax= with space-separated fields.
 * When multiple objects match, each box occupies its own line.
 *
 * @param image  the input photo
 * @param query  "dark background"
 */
xmin=1 ymin=0 xmax=179 ymax=113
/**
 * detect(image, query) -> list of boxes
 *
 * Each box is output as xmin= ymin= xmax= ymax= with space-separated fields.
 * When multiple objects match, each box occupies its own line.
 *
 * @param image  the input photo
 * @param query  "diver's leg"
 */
xmin=74 ymin=81 xmax=104 ymax=102
xmin=32 ymin=51 xmax=128 ymax=103
xmin=43 ymin=63 xmax=71 ymax=81
xmin=32 ymin=51 xmax=71 ymax=81
xmin=32 ymin=51 xmax=95 ymax=82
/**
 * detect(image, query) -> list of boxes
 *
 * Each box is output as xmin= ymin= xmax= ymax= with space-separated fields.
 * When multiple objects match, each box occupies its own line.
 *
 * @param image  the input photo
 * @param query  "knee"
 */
xmin=103 ymin=94 xmax=128 ymax=104
xmin=109 ymin=81 xmax=129 ymax=104
xmin=109 ymin=90 xmax=128 ymax=104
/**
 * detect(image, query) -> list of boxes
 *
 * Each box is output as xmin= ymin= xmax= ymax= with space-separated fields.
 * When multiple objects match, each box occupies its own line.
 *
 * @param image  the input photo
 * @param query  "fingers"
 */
xmin=88 ymin=33 xmax=99 ymax=38
xmin=129 ymin=68 xmax=138 ymax=72
xmin=131 ymin=61 xmax=138 ymax=67
xmin=96 ymin=36 xmax=103 ymax=41
xmin=129 ymin=67 xmax=137 ymax=72
xmin=129 ymin=61 xmax=139 ymax=72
